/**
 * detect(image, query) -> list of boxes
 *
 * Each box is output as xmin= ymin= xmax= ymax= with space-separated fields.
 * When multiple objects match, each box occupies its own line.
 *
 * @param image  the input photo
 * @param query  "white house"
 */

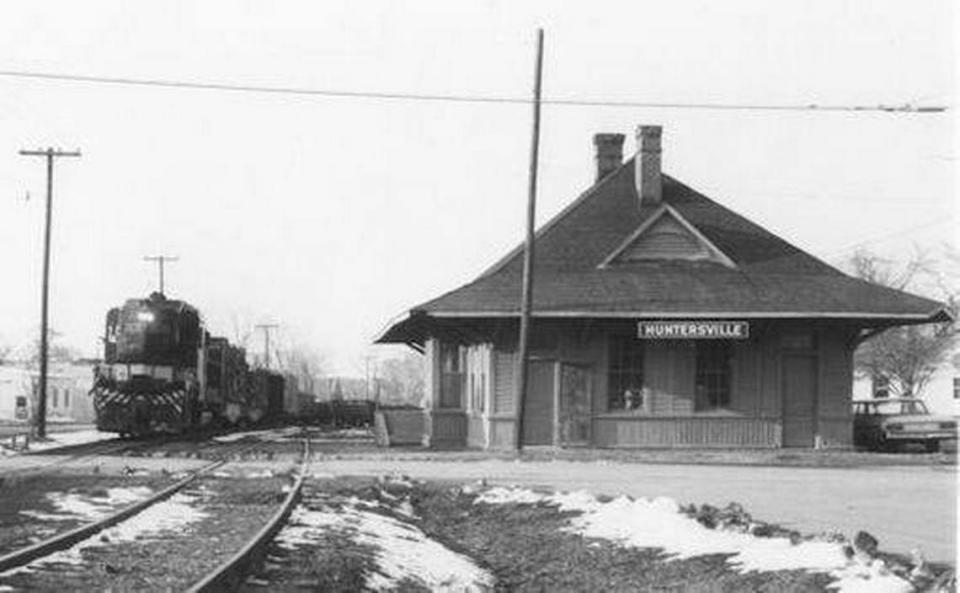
xmin=0 ymin=362 xmax=97 ymax=424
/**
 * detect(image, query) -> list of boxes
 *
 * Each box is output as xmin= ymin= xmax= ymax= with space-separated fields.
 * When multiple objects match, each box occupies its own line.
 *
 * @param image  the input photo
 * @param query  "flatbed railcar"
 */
xmin=90 ymin=292 xmax=284 ymax=436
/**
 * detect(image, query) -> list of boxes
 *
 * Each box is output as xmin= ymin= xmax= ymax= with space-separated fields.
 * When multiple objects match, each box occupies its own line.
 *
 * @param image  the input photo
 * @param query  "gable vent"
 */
xmin=622 ymin=216 xmax=707 ymax=260
xmin=600 ymin=205 xmax=737 ymax=268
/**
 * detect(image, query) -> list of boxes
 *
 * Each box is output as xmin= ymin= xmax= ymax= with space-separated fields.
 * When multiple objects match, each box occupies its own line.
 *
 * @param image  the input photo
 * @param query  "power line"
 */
xmin=0 ymin=69 xmax=949 ymax=114
xmin=822 ymin=218 xmax=953 ymax=259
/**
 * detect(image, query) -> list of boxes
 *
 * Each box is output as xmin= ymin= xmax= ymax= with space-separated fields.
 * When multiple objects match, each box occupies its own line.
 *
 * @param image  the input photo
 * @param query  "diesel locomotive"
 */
xmin=91 ymin=292 xmax=283 ymax=436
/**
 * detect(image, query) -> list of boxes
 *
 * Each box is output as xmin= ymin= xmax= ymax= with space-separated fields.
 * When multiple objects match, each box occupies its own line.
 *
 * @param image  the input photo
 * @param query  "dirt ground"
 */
xmin=2 ymin=429 xmax=954 ymax=567
xmin=307 ymin=458 xmax=958 ymax=566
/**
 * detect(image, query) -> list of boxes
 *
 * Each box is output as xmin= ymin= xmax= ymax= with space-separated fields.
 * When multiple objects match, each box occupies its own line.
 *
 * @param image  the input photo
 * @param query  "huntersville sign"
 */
xmin=637 ymin=321 xmax=750 ymax=340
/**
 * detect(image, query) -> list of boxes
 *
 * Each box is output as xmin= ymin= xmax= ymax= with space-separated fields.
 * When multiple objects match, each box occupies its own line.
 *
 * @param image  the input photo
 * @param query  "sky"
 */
xmin=0 ymin=0 xmax=956 ymax=375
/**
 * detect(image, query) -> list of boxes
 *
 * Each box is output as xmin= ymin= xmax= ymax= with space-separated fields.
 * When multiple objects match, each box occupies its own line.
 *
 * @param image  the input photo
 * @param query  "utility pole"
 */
xmin=143 ymin=255 xmax=179 ymax=295
xmin=255 ymin=324 xmax=278 ymax=369
xmin=19 ymin=147 xmax=81 ymax=439
xmin=515 ymin=29 xmax=544 ymax=452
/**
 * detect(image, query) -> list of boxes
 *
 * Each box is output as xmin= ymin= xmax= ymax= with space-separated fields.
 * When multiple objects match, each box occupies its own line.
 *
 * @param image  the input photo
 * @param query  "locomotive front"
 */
xmin=91 ymin=292 xmax=202 ymax=436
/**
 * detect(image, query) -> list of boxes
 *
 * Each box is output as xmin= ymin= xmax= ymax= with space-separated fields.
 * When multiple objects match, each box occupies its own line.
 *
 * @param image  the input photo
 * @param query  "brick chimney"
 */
xmin=593 ymin=133 xmax=625 ymax=181
xmin=635 ymin=125 xmax=662 ymax=206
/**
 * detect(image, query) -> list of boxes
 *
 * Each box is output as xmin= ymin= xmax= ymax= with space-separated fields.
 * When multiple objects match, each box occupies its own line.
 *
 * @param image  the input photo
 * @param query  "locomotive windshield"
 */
xmin=107 ymin=293 xmax=201 ymax=366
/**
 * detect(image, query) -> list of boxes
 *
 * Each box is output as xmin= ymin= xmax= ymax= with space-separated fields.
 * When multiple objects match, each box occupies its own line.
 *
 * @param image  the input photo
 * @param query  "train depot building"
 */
xmin=378 ymin=126 xmax=950 ymax=450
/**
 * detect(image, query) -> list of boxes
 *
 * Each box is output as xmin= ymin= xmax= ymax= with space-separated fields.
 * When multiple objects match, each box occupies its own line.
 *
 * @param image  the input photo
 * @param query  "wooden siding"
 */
xmin=427 ymin=410 xmax=466 ymax=448
xmin=618 ymin=215 xmax=712 ymax=262
xmin=494 ymin=350 xmax=516 ymax=414
xmin=466 ymin=414 xmax=486 ymax=448
xmin=374 ymin=409 xmax=425 ymax=446
xmin=425 ymin=338 xmax=441 ymax=409
xmin=593 ymin=416 xmax=781 ymax=448
xmin=817 ymin=327 xmax=855 ymax=448
xmin=488 ymin=417 xmax=516 ymax=449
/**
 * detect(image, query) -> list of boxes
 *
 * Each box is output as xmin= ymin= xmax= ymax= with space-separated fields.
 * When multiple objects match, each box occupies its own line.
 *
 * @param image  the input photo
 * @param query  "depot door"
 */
xmin=559 ymin=363 xmax=592 ymax=446
xmin=782 ymin=354 xmax=818 ymax=447
xmin=522 ymin=360 xmax=555 ymax=446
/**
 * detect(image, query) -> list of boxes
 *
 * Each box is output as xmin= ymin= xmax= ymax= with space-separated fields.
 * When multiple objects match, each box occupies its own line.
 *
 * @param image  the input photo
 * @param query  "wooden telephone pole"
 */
xmin=19 ymin=147 xmax=81 ymax=439
xmin=143 ymin=255 xmax=179 ymax=295
xmin=514 ymin=29 xmax=544 ymax=451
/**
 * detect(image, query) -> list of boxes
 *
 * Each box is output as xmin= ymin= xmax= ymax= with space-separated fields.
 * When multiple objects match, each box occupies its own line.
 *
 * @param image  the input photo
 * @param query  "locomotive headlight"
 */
xmin=137 ymin=311 xmax=155 ymax=323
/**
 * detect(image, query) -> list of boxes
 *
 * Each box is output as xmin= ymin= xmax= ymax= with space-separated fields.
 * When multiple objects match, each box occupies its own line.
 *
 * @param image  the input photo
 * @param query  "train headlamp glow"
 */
xmin=137 ymin=311 xmax=155 ymax=323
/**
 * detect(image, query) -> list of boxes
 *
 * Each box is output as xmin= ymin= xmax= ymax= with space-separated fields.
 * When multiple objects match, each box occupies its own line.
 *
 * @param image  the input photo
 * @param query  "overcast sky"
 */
xmin=0 ymin=0 xmax=955 ymax=374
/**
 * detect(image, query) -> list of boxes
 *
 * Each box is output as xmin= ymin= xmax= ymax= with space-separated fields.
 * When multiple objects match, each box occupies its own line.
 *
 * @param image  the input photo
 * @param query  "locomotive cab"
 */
xmin=94 ymin=292 xmax=203 ymax=435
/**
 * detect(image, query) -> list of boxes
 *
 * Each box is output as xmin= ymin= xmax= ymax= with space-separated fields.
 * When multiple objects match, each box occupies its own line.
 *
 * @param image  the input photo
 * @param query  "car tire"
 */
xmin=878 ymin=435 xmax=897 ymax=453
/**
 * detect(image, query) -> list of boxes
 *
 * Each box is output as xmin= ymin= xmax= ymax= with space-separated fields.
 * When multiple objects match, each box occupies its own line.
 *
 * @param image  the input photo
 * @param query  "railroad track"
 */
xmin=0 ymin=426 xmax=307 ymax=481
xmin=187 ymin=439 xmax=310 ymax=592
xmin=0 ymin=438 xmax=134 ymax=480
xmin=0 ymin=438 xmax=310 ymax=592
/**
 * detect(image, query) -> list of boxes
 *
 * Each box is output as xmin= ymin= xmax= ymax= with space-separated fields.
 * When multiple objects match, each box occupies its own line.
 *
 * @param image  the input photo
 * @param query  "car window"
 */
xmin=873 ymin=401 xmax=901 ymax=415
xmin=900 ymin=400 xmax=929 ymax=415
xmin=871 ymin=400 xmax=930 ymax=415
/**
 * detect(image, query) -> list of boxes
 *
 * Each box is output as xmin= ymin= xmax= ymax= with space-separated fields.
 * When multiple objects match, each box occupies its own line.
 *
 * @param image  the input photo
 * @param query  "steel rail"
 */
xmin=0 ymin=439 xmax=136 ymax=481
xmin=186 ymin=438 xmax=311 ymax=593
xmin=0 ymin=458 xmax=228 ymax=572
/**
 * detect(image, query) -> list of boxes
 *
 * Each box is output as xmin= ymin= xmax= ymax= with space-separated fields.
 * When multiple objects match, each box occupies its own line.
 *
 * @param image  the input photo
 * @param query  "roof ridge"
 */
xmin=476 ymin=156 xmax=634 ymax=279
xmin=664 ymin=176 xmax=848 ymax=277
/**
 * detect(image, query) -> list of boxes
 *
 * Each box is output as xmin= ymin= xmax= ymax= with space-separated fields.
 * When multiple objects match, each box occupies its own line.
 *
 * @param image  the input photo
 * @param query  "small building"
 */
xmin=0 ymin=361 xmax=97 ymax=424
xmin=377 ymin=126 xmax=950 ymax=449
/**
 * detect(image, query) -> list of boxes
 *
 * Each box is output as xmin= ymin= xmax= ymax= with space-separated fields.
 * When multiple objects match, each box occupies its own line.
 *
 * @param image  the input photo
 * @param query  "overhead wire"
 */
xmin=821 ymin=218 xmax=954 ymax=260
xmin=0 ymin=69 xmax=950 ymax=113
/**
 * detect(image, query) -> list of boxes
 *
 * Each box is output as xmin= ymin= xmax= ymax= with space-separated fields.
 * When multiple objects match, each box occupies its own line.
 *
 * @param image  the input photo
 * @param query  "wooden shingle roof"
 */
xmin=379 ymin=157 xmax=948 ymax=343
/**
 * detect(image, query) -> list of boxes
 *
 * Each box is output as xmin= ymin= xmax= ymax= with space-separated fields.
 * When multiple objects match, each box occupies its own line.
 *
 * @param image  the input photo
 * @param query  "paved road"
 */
xmin=313 ymin=458 xmax=958 ymax=565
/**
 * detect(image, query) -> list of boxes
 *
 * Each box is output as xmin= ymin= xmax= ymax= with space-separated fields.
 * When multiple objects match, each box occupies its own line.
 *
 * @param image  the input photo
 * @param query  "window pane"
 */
xmin=608 ymin=336 xmax=644 ymax=410
xmin=695 ymin=341 xmax=731 ymax=411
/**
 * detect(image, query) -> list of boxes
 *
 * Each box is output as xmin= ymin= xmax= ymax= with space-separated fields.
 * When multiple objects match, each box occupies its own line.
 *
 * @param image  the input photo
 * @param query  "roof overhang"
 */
xmin=376 ymin=305 xmax=953 ymax=345
xmin=423 ymin=308 xmax=952 ymax=322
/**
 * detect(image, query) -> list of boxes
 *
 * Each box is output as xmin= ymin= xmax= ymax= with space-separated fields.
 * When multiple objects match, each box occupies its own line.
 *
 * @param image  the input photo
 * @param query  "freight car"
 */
xmin=90 ymin=292 xmax=284 ymax=436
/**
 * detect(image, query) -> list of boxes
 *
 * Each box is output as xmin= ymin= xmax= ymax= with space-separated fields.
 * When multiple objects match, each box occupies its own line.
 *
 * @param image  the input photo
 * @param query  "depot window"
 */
xmin=439 ymin=342 xmax=463 ymax=409
xmin=695 ymin=341 xmax=731 ymax=411
xmin=608 ymin=336 xmax=645 ymax=411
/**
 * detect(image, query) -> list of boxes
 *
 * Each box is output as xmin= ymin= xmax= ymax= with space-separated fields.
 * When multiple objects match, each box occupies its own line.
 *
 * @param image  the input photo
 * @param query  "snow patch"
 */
xmin=276 ymin=498 xmax=493 ymax=591
xmin=475 ymin=487 xmax=913 ymax=593
xmin=0 ymin=490 xmax=208 ymax=578
xmin=212 ymin=427 xmax=300 ymax=443
xmin=20 ymin=486 xmax=154 ymax=522
xmin=2 ymin=429 xmax=113 ymax=456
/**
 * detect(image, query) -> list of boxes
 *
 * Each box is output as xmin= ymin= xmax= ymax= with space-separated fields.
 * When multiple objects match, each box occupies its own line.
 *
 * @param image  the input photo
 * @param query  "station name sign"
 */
xmin=637 ymin=321 xmax=750 ymax=340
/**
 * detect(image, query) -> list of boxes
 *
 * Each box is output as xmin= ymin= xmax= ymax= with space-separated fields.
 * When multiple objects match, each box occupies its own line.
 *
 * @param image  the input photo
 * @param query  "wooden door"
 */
xmin=782 ymin=354 xmax=818 ymax=447
xmin=559 ymin=363 xmax=592 ymax=446
xmin=522 ymin=360 xmax=555 ymax=446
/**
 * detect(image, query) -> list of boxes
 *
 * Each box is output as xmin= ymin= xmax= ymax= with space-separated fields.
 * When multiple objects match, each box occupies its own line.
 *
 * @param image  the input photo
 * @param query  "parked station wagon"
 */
xmin=852 ymin=398 xmax=957 ymax=452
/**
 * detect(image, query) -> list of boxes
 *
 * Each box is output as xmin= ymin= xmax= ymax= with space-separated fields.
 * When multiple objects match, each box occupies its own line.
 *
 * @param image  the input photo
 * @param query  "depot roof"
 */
xmin=378 ymin=154 xmax=949 ymax=345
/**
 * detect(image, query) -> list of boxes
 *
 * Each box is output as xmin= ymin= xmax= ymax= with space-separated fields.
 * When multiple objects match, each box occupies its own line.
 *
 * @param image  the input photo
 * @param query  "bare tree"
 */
xmin=27 ymin=328 xmax=78 ymax=367
xmin=274 ymin=341 xmax=327 ymax=396
xmin=229 ymin=312 xmax=254 ymax=351
xmin=377 ymin=351 xmax=425 ymax=407
xmin=850 ymin=246 xmax=958 ymax=398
